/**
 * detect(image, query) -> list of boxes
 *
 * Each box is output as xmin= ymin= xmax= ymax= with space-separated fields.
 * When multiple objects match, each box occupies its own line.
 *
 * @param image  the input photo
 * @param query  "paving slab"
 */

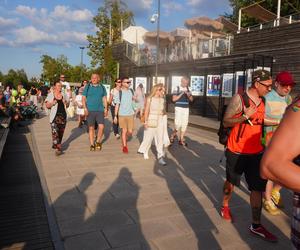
xmin=30 ymin=115 xmax=293 ymax=249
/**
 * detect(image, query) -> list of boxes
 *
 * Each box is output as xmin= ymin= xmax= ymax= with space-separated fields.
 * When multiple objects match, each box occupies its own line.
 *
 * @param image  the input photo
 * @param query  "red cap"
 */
xmin=276 ymin=71 xmax=295 ymax=86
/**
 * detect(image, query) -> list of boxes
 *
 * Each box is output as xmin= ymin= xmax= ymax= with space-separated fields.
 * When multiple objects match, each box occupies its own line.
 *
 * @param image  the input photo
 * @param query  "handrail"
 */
xmin=123 ymin=35 xmax=234 ymax=66
xmin=240 ymin=11 xmax=300 ymax=33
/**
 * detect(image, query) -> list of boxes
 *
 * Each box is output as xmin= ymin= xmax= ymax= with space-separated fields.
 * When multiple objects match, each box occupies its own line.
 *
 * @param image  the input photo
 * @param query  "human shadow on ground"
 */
xmin=166 ymin=136 xmax=290 ymax=247
xmin=84 ymin=167 xmax=150 ymax=249
xmin=153 ymin=157 xmax=221 ymax=249
xmin=101 ymin=118 xmax=112 ymax=144
xmin=62 ymin=126 xmax=86 ymax=150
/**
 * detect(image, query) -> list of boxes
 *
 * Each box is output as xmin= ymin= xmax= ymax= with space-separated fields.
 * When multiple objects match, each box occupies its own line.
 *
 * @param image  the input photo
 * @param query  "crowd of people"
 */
xmin=2 ymin=70 xmax=299 ymax=247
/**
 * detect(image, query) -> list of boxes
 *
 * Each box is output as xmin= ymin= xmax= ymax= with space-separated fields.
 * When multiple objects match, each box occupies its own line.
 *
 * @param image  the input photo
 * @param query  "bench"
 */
xmin=0 ymin=116 xmax=11 ymax=158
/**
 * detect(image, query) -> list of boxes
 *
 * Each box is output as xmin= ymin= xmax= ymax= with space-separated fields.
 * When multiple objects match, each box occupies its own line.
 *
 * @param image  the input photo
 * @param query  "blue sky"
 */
xmin=0 ymin=0 xmax=231 ymax=78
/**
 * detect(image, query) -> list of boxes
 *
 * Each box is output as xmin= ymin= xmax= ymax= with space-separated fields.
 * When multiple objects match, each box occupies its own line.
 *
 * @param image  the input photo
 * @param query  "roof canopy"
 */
xmin=184 ymin=17 xmax=224 ymax=32
xmin=242 ymin=3 xmax=277 ymax=22
xmin=143 ymin=31 xmax=175 ymax=47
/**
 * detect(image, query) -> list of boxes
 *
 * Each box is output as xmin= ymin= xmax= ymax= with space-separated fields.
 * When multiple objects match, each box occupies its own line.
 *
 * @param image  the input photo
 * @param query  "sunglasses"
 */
xmin=258 ymin=81 xmax=272 ymax=90
xmin=124 ymin=81 xmax=131 ymax=83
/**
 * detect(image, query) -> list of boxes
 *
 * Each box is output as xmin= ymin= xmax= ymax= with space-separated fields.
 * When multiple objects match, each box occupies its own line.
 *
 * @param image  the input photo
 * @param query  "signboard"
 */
xmin=222 ymin=73 xmax=234 ymax=97
xmin=207 ymin=75 xmax=221 ymax=96
xmin=235 ymin=71 xmax=245 ymax=94
xmin=152 ymin=76 xmax=165 ymax=86
xmin=135 ymin=77 xmax=147 ymax=93
xmin=171 ymin=76 xmax=183 ymax=93
xmin=190 ymin=76 xmax=204 ymax=96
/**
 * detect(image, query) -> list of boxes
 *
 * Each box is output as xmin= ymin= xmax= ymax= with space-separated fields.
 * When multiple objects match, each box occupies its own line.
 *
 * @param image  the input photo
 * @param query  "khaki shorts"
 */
xmin=119 ymin=115 xmax=134 ymax=131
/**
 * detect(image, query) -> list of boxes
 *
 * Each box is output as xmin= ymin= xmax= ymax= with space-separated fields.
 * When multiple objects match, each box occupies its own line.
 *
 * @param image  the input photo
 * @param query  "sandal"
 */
xmin=169 ymin=134 xmax=177 ymax=144
xmin=178 ymin=140 xmax=187 ymax=146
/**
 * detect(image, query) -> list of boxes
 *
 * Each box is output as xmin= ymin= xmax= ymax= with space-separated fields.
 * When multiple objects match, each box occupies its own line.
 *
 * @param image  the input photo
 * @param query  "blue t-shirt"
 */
xmin=114 ymin=89 xmax=135 ymax=116
xmin=82 ymin=84 xmax=107 ymax=112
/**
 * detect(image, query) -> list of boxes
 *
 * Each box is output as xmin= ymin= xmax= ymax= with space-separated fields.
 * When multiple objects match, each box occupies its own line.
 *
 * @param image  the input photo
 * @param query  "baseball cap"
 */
xmin=276 ymin=71 xmax=295 ymax=86
xmin=252 ymin=69 xmax=271 ymax=82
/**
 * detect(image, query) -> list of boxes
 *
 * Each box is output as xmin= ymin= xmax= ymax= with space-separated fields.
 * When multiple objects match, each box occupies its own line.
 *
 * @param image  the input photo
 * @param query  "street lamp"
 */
xmin=150 ymin=0 xmax=160 ymax=85
xmin=79 ymin=46 xmax=85 ymax=81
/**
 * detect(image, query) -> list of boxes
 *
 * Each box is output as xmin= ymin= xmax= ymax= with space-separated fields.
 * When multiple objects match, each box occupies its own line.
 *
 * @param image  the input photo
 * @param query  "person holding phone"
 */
xmin=45 ymin=81 xmax=69 ymax=156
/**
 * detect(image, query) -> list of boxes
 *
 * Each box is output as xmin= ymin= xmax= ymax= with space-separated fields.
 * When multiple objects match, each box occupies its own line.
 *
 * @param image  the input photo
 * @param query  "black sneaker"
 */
xmin=90 ymin=145 xmax=96 ymax=151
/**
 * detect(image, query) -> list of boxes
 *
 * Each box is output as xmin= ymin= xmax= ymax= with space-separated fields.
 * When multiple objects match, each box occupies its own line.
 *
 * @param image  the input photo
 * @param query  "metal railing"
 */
xmin=125 ymin=36 xmax=234 ymax=66
xmin=241 ymin=12 xmax=300 ymax=33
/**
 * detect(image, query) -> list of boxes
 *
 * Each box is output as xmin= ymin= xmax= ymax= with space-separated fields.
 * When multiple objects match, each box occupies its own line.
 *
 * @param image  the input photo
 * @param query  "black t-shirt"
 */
xmin=30 ymin=88 xmax=38 ymax=95
xmin=39 ymin=86 xmax=49 ymax=96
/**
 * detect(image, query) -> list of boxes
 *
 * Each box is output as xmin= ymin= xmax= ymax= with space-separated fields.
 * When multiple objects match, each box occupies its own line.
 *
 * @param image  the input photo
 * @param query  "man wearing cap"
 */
xmin=220 ymin=70 xmax=277 ymax=242
xmin=262 ymin=71 xmax=296 ymax=215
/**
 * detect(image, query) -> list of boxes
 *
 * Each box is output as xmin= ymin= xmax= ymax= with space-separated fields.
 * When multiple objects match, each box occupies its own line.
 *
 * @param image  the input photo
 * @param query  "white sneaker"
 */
xmin=158 ymin=157 xmax=167 ymax=166
xmin=115 ymin=134 xmax=120 ymax=139
xmin=143 ymin=153 xmax=149 ymax=160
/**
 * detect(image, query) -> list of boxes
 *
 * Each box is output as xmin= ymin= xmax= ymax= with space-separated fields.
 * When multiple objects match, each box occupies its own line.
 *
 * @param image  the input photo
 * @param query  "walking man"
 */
xmin=170 ymin=76 xmax=193 ymax=146
xmin=114 ymin=77 xmax=136 ymax=153
xmin=220 ymin=70 xmax=277 ymax=242
xmin=262 ymin=71 xmax=295 ymax=215
xmin=82 ymin=73 xmax=108 ymax=151
xmin=261 ymin=95 xmax=300 ymax=248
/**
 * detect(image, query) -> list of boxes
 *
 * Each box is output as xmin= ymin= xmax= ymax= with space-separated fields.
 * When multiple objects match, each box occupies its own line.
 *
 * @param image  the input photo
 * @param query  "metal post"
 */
xmin=277 ymin=0 xmax=281 ymax=26
xmin=238 ymin=8 xmax=242 ymax=33
xmin=155 ymin=0 xmax=160 ymax=85
xmin=79 ymin=46 xmax=85 ymax=81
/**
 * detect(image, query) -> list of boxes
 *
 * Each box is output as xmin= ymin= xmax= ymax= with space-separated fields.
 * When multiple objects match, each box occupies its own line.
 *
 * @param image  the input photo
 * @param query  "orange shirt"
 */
xmin=227 ymin=97 xmax=265 ymax=154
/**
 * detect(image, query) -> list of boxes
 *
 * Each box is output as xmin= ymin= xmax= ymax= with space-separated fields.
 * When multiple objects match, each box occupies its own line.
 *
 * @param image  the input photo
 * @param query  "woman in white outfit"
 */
xmin=138 ymin=84 xmax=167 ymax=165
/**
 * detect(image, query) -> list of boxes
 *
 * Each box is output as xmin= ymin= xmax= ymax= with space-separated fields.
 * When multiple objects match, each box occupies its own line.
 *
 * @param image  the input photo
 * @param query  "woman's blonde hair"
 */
xmin=149 ymin=83 xmax=164 ymax=98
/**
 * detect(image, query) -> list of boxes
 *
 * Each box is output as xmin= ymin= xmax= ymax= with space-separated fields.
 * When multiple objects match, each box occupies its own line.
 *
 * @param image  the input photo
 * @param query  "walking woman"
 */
xmin=138 ymin=83 xmax=168 ymax=165
xmin=45 ymin=81 xmax=69 ymax=156
xmin=109 ymin=79 xmax=122 ymax=138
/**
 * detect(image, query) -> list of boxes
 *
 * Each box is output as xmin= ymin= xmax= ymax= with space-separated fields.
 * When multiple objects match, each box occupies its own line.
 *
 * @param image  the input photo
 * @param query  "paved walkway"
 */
xmin=30 ymin=115 xmax=292 ymax=250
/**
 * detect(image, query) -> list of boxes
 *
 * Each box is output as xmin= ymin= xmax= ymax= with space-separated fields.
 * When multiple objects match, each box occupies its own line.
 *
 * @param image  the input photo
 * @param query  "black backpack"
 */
xmin=217 ymin=93 xmax=250 ymax=146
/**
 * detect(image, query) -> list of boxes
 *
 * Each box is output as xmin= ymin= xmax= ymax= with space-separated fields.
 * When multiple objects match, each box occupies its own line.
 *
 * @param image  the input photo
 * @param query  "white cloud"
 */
xmin=50 ymin=5 xmax=93 ymax=22
xmin=12 ymin=26 xmax=88 ymax=47
xmin=16 ymin=5 xmax=37 ymax=16
xmin=0 ymin=16 xmax=18 ymax=29
xmin=123 ymin=0 xmax=153 ymax=17
xmin=163 ymin=1 xmax=183 ymax=16
xmin=0 ymin=36 xmax=13 ymax=46
xmin=187 ymin=0 xmax=203 ymax=7
xmin=14 ymin=26 xmax=55 ymax=45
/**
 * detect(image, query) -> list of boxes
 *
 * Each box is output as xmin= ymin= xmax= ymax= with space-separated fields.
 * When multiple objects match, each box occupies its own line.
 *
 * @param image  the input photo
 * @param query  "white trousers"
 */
xmin=138 ymin=115 xmax=166 ymax=159
xmin=174 ymin=106 xmax=189 ymax=132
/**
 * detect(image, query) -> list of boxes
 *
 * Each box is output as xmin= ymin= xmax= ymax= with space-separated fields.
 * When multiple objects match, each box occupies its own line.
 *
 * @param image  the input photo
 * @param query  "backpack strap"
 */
xmin=236 ymin=93 xmax=250 ymax=143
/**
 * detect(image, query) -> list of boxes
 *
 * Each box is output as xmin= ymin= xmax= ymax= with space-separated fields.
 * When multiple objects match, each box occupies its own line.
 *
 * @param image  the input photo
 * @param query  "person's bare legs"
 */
xmin=89 ymin=126 xmax=95 ymax=145
xmin=96 ymin=124 xmax=104 ymax=143
xmin=122 ymin=128 xmax=128 ymax=147
xmin=222 ymin=180 xmax=234 ymax=207
xmin=250 ymin=191 xmax=262 ymax=224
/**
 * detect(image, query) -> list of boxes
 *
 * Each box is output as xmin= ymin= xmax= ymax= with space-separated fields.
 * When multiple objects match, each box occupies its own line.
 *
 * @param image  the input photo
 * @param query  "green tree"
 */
xmin=87 ymin=0 xmax=134 ymax=81
xmin=225 ymin=0 xmax=300 ymax=27
xmin=2 ymin=69 xmax=29 ymax=88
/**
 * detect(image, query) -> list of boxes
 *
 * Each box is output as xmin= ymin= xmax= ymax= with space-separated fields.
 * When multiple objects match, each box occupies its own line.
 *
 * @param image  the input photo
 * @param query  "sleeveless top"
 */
xmin=227 ymin=96 xmax=265 ymax=154
xmin=149 ymin=97 xmax=165 ymax=116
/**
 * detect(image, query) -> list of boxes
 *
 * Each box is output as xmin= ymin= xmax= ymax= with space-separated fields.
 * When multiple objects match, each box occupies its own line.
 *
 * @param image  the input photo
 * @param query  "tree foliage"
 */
xmin=1 ymin=69 xmax=29 ymax=89
xmin=87 ymin=0 xmax=134 ymax=80
xmin=40 ymin=54 xmax=92 ymax=84
xmin=225 ymin=0 xmax=300 ymax=27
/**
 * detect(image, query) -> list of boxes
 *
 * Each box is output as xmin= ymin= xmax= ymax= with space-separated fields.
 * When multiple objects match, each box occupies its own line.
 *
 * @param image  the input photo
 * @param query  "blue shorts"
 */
xmin=87 ymin=111 xmax=104 ymax=127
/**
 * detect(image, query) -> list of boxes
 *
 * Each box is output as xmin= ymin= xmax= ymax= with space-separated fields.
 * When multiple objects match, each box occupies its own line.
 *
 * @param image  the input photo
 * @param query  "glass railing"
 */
xmin=241 ymin=12 xmax=300 ymax=33
xmin=125 ymin=36 xmax=234 ymax=66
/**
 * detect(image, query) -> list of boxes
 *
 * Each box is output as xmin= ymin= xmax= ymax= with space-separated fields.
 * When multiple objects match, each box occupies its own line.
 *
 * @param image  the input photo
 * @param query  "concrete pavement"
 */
xmin=31 ymin=114 xmax=292 ymax=250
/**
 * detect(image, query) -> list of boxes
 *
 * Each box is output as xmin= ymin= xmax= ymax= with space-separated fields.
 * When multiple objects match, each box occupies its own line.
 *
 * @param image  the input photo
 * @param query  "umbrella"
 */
xmin=185 ymin=16 xmax=224 ymax=32
xmin=143 ymin=31 xmax=175 ymax=47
